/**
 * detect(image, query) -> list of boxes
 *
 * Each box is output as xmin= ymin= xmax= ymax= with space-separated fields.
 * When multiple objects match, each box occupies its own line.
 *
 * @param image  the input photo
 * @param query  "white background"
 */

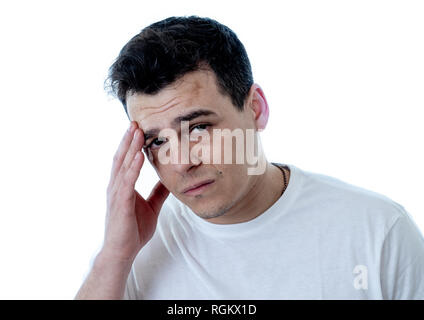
xmin=0 ymin=0 xmax=423 ymax=299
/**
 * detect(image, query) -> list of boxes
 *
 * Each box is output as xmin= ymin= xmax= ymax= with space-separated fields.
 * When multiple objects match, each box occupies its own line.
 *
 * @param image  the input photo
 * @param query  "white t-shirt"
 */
xmin=123 ymin=163 xmax=424 ymax=299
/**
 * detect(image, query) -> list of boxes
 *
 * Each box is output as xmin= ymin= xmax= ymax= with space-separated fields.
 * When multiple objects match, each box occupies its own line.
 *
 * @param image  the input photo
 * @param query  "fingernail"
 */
xmin=134 ymin=129 xmax=140 ymax=138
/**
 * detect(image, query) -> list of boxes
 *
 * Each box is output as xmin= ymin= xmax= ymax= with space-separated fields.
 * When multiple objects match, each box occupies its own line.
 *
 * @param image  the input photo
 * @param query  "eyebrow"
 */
xmin=143 ymin=109 xmax=218 ymax=142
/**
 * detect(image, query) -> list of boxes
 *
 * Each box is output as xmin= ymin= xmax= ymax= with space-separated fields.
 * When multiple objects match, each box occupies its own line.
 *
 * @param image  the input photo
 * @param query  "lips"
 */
xmin=182 ymin=179 xmax=215 ymax=194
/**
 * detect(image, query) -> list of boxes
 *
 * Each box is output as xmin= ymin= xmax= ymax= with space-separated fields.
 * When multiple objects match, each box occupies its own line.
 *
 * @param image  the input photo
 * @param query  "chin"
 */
xmin=194 ymin=208 xmax=227 ymax=220
xmin=190 ymin=198 xmax=234 ymax=220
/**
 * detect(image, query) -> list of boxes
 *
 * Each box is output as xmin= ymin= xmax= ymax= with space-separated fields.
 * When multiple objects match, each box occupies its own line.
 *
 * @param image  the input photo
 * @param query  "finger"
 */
xmin=147 ymin=181 xmax=170 ymax=214
xmin=121 ymin=150 xmax=145 ymax=198
xmin=109 ymin=122 xmax=137 ymax=186
xmin=119 ymin=128 xmax=145 ymax=179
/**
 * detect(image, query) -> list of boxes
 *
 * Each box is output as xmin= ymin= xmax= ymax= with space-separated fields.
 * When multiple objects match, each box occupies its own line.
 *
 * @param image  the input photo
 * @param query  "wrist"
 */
xmin=94 ymin=249 xmax=134 ymax=274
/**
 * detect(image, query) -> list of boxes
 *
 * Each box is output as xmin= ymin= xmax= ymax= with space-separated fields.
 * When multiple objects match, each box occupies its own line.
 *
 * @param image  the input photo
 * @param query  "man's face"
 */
xmin=127 ymin=68 xmax=259 ymax=220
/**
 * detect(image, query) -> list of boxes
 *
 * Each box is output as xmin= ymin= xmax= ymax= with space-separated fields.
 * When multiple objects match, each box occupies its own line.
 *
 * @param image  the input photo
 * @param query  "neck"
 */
xmin=205 ymin=160 xmax=289 ymax=224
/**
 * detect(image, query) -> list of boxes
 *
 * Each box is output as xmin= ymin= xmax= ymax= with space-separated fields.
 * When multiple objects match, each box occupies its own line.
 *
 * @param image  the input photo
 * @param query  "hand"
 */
xmin=101 ymin=121 xmax=170 ymax=263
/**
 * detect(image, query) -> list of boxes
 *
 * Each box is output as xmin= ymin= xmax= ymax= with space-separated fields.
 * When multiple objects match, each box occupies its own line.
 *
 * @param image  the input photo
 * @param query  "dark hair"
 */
xmin=105 ymin=16 xmax=254 ymax=115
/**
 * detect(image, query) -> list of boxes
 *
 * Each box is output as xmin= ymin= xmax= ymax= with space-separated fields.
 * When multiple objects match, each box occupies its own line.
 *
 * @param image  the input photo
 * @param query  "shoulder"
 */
xmin=292 ymin=165 xmax=407 ymax=237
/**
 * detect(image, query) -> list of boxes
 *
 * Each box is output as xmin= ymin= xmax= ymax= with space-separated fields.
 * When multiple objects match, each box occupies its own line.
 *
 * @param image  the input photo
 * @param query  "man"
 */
xmin=75 ymin=16 xmax=424 ymax=299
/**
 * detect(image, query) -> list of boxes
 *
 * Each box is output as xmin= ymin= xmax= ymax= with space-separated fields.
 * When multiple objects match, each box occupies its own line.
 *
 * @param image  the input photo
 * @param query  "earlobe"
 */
xmin=248 ymin=84 xmax=269 ymax=132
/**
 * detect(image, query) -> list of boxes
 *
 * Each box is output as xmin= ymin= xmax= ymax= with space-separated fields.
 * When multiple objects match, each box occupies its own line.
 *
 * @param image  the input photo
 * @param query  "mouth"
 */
xmin=182 ymin=179 xmax=215 ymax=196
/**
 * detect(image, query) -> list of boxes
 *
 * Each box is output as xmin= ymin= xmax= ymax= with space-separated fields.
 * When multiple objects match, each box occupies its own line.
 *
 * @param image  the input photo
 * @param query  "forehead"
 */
xmin=126 ymin=69 xmax=227 ymax=128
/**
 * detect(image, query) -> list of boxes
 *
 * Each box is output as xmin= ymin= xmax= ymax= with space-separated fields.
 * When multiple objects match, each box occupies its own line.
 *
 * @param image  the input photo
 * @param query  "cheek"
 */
xmin=147 ymin=147 xmax=168 ymax=169
xmin=146 ymin=155 xmax=164 ymax=181
xmin=218 ymin=166 xmax=249 ymax=190
xmin=214 ymin=166 xmax=236 ymax=188
xmin=150 ymin=158 xmax=177 ymax=191
xmin=212 ymin=130 xmax=247 ymax=165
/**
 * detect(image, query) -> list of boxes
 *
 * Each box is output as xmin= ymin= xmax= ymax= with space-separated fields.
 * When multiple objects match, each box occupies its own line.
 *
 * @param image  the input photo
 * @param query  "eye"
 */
xmin=145 ymin=137 xmax=168 ymax=150
xmin=190 ymin=123 xmax=210 ymax=133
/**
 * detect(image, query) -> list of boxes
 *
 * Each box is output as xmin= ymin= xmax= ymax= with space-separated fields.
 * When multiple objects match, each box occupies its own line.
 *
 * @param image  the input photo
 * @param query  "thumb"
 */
xmin=147 ymin=180 xmax=170 ymax=214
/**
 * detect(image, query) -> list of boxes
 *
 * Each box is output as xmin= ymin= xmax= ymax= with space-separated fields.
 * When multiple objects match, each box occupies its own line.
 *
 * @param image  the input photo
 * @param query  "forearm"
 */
xmin=74 ymin=252 xmax=133 ymax=300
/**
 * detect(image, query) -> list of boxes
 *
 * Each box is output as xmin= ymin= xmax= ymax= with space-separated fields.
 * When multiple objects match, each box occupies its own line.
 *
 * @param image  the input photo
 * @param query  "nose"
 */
xmin=171 ymin=138 xmax=204 ymax=174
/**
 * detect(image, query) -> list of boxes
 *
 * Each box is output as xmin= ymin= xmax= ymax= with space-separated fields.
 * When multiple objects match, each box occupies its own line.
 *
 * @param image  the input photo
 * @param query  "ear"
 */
xmin=245 ymin=84 xmax=269 ymax=132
